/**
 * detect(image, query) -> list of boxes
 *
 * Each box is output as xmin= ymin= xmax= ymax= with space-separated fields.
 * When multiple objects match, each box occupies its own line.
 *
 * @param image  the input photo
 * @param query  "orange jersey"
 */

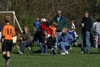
xmin=49 ymin=26 xmax=56 ymax=37
xmin=2 ymin=25 xmax=15 ymax=40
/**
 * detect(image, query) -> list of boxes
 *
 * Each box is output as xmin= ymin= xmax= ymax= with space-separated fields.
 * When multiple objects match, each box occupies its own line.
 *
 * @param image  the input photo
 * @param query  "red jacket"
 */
xmin=41 ymin=23 xmax=51 ymax=35
xmin=98 ymin=35 xmax=100 ymax=44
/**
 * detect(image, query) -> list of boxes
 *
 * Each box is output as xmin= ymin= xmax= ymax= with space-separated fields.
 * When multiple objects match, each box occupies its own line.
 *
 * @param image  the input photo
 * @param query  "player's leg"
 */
xmin=7 ymin=51 xmax=11 ymax=60
xmin=6 ymin=40 xmax=13 ymax=65
xmin=2 ymin=51 xmax=7 ymax=61
xmin=6 ymin=51 xmax=11 ymax=66
xmin=2 ymin=40 xmax=7 ymax=61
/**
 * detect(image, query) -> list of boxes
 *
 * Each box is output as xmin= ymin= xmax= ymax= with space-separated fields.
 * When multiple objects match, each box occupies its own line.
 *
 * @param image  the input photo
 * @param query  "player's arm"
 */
xmin=2 ymin=26 xmax=6 ymax=37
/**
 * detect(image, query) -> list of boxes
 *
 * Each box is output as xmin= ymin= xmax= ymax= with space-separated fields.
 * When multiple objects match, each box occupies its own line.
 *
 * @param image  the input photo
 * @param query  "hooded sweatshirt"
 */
xmin=95 ymin=22 xmax=100 ymax=35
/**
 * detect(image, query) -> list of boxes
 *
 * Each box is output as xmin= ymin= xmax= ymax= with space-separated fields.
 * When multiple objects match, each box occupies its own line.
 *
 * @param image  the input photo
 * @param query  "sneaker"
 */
xmin=18 ymin=51 xmax=23 ymax=54
xmin=69 ymin=47 xmax=72 ymax=52
xmin=81 ymin=51 xmax=84 ymax=54
xmin=65 ymin=51 xmax=70 ymax=54
xmin=6 ymin=59 xmax=11 ymax=66
xmin=51 ymin=49 xmax=56 ymax=55
xmin=28 ymin=47 xmax=31 ymax=50
xmin=70 ymin=47 xmax=72 ymax=50
xmin=61 ymin=53 xmax=66 ymax=55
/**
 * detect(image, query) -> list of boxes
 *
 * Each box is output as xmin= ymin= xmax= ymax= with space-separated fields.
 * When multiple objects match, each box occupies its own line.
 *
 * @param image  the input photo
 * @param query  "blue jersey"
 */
xmin=34 ymin=21 xmax=40 ymax=28
xmin=68 ymin=30 xmax=74 ymax=37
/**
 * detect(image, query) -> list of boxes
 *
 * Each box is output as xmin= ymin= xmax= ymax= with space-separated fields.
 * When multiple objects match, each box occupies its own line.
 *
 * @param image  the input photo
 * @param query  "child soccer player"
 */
xmin=49 ymin=22 xmax=58 ymax=38
xmin=2 ymin=16 xmax=15 ymax=66
xmin=49 ymin=22 xmax=58 ymax=55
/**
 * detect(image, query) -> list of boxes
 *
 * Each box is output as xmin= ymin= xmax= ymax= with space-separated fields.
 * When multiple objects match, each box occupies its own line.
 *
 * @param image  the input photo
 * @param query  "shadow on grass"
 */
xmin=90 ymin=52 xmax=100 ymax=54
xmin=12 ymin=49 xmax=41 ymax=55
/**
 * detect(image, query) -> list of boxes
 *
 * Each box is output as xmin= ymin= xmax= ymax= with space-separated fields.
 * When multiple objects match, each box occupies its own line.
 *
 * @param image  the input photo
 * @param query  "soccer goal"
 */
xmin=0 ymin=11 xmax=23 ymax=33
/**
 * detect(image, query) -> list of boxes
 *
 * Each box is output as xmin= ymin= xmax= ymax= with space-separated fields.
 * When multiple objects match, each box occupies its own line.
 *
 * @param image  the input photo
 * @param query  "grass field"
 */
xmin=0 ymin=47 xmax=100 ymax=67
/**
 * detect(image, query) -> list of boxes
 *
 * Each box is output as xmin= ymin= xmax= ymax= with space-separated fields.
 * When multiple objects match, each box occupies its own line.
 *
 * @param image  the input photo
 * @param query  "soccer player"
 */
xmin=2 ymin=16 xmax=15 ymax=66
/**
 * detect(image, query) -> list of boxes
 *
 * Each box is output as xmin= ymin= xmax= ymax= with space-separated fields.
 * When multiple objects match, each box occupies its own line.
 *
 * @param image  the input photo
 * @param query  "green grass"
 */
xmin=0 ymin=47 xmax=100 ymax=67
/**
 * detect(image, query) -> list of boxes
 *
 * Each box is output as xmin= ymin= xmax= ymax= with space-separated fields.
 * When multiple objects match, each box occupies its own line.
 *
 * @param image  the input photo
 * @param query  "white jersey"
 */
xmin=71 ymin=23 xmax=75 ymax=29
xmin=92 ymin=22 xmax=97 ymax=32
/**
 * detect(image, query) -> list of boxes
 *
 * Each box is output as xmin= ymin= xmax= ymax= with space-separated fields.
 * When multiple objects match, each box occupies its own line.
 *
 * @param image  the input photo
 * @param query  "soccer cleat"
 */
xmin=6 ymin=59 xmax=11 ymax=67
xmin=61 ymin=53 xmax=66 ymax=55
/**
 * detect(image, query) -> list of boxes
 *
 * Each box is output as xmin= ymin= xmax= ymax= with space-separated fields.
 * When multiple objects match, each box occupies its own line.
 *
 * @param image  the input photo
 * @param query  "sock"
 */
xmin=3 ymin=55 xmax=7 ymax=61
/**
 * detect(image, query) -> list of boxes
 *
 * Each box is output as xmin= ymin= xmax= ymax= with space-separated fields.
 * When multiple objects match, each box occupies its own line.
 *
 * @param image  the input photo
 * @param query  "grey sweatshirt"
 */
xmin=96 ymin=22 xmax=100 ymax=35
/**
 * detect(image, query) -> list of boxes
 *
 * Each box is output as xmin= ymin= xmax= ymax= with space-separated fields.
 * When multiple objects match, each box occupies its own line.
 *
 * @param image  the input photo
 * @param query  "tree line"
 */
xmin=0 ymin=0 xmax=100 ymax=33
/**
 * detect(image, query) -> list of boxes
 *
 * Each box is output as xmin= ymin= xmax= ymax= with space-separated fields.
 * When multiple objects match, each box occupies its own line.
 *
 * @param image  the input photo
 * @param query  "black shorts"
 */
xmin=2 ymin=40 xmax=13 ymax=52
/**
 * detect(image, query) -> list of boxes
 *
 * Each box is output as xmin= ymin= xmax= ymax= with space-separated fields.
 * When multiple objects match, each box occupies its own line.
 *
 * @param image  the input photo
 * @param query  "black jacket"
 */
xmin=40 ymin=35 xmax=56 ymax=47
xmin=82 ymin=17 xmax=93 ymax=32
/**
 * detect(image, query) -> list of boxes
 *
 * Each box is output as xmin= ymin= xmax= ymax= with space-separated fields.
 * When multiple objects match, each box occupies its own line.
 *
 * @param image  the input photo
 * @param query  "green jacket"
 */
xmin=22 ymin=32 xmax=31 ymax=42
xmin=51 ymin=16 xmax=67 ymax=32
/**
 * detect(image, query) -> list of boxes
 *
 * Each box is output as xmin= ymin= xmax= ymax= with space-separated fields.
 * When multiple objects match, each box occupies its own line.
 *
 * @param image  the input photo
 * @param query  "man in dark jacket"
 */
xmin=51 ymin=10 xmax=67 ymax=43
xmin=81 ymin=11 xmax=93 ymax=54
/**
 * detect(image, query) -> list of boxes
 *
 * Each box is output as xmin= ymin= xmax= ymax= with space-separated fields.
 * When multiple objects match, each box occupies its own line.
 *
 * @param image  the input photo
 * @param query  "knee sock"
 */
xmin=3 ymin=54 xmax=7 ymax=61
xmin=3 ymin=54 xmax=10 ymax=62
xmin=6 ymin=56 xmax=10 ymax=61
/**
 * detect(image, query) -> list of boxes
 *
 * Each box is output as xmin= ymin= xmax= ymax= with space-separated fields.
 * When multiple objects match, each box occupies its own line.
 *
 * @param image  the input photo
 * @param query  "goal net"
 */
xmin=0 ymin=11 xmax=23 ymax=33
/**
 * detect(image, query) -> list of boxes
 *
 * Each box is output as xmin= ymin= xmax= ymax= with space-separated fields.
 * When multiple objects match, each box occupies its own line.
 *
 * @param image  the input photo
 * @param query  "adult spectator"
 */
xmin=81 ymin=11 xmax=93 ymax=54
xmin=59 ymin=28 xmax=73 ymax=55
xmin=95 ymin=18 xmax=100 ymax=53
xmin=19 ymin=27 xmax=31 ymax=54
xmin=49 ymin=22 xmax=58 ymax=54
xmin=92 ymin=19 xmax=98 ymax=48
xmin=51 ymin=10 xmax=67 ymax=43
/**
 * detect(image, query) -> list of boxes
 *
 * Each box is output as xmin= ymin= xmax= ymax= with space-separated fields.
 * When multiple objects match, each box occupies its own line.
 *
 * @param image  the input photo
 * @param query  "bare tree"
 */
xmin=7 ymin=0 xmax=11 ymax=10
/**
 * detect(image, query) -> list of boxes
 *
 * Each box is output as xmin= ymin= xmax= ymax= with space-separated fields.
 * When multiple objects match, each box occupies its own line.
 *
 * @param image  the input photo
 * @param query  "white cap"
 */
xmin=41 ymin=18 xmax=46 ymax=22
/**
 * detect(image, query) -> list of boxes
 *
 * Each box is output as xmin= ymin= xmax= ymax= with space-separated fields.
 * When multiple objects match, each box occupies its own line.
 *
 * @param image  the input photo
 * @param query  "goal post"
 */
xmin=0 ymin=11 xmax=23 ymax=33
